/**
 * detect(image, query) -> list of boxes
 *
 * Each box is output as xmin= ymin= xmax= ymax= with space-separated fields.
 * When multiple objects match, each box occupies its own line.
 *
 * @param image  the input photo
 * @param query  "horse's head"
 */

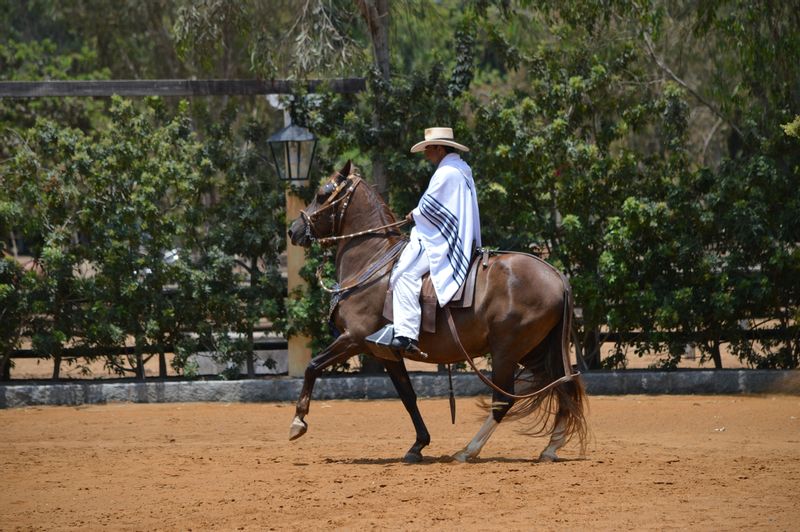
xmin=287 ymin=160 xmax=358 ymax=247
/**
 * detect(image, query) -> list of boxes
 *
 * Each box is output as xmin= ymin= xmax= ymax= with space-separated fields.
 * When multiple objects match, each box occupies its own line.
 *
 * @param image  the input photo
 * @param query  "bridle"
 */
xmin=299 ymin=172 xmax=357 ymax=244
xmin=300 ymin=173 xmax=410 ymax=246
xmin=298 ymin=172 xmax=410 ymax=296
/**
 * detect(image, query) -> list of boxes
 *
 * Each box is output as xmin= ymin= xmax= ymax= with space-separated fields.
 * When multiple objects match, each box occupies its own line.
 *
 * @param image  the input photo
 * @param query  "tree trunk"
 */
xmin=158 ymin=349 xmax=167 ymax=379
xmin=711 ymin=339 xmax=723 ymax=369
xmin=582 ymin=328 xmax=601 ymax=369
xmin=246 ymin=329 xmax=256 ymax=378
xmin=356 ymin=0 xmax=391 ymax=197
xmin=135 ymin=341 xmax=145 ymax=381
xmin=136 ymin=353 xmax=145 ymax=380
xmin=52 ymin=352 xmax=62 ymax=380
xmin=357 ymin=0 xmax=390 ymax=80
xmin=571 ymin=326 xmax=589 ymax=373
xmin=371 ymin=156 xmax=388 ymax=198
xmin=246 ymin=256 xmax=258 ymax=379
xmin=1 ymin=352 xmax=10 ymax=380
xmin=361 ymin=354 xmax=385 ymax=374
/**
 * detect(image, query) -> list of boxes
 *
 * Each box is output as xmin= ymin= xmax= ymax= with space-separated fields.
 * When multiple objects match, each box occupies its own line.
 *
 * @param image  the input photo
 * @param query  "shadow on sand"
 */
xmin=321 ymin=455 xmax=588 ymax=465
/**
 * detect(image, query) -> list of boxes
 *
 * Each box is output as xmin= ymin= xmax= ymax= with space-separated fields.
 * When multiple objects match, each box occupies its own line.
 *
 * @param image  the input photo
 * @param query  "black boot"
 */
xmin=388 ymin=336 xmax=418 ymax=352
xmin=388 ymin=335 xmax=426 ymax=358
xmin=365 ymin=325 xmax=427 ymax=360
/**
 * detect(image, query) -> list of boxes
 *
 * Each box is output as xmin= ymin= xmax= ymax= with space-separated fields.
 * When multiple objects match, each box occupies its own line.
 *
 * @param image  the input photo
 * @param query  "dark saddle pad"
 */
xmin=382 ymin=250 xmax=488 ymax=333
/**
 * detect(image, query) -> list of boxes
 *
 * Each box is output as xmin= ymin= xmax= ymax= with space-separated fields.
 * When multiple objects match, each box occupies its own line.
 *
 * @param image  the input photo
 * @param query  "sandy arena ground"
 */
xmin=1 ymin=394 xmax=799 ymax=531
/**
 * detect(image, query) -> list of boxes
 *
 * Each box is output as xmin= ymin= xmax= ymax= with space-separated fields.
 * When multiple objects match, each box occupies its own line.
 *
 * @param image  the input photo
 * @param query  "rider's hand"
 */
xmin=405 ymin=212 xmax=414 ymax=223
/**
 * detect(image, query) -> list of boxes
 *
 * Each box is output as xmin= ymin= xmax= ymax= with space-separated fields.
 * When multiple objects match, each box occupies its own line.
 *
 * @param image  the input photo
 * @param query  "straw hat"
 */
xmin=410 ymin=127 xmax=469 ymax=153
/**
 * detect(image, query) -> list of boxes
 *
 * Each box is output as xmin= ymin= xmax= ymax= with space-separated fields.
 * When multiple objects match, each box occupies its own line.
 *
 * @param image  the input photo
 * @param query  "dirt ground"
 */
xmin=1 ymin=394 xmax=799 ymax=531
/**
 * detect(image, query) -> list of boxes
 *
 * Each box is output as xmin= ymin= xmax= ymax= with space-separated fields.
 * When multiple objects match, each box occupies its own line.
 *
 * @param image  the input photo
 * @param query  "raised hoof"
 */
xmin=288 ymin=416 xmax=308 ymax=441
xmin=402 ymin=451 xmax=423 ymax=464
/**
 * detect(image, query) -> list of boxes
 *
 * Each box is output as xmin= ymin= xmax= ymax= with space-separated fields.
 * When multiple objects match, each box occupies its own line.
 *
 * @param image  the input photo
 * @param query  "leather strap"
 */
xmin=444 ymin=306 xmax=578 ymax=400
xmin=317 ymin=238 xmax=407 ymax=295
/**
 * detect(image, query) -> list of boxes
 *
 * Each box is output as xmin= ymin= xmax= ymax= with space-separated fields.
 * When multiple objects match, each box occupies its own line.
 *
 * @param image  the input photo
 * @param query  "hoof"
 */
xmin=452 ymin=449 xmax=471 ymax=463
xmin=538 ymin=451 xmax=558 ymax=462
xmin=402 ymin=451 xmax=423 ymax=464
xmin=288 ymin=416 xmax=308 ymax=441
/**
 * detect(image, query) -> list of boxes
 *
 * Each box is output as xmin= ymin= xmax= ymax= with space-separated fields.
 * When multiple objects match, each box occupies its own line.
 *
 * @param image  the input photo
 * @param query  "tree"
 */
xmin=0 ymin=257 xmax=35 ymax=380
xmin=184 ymin=103 xmax=287 ymax=378
xmin=3 ymin=0 xmax=798 ymax=375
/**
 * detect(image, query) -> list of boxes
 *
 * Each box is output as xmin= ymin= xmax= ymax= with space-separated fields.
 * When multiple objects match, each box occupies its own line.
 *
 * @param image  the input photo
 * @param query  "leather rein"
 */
xmin=444 ymin=252 xmax=578 ymax=400
xmin=443 ymin=307 xmax=577 ymax=401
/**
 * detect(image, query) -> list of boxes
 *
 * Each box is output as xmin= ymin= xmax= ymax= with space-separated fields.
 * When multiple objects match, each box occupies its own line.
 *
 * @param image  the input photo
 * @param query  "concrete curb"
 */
xmin=1 ymin=370 xmax=798 ymax=408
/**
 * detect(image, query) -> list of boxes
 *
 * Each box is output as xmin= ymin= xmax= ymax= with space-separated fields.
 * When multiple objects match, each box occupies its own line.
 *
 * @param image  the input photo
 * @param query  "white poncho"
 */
xmin=411 ymin=153 xmax=482 ymax=306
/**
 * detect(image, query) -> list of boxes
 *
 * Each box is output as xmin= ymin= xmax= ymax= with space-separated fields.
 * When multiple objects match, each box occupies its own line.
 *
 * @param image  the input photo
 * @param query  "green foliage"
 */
xmin=1 ymin=94 xmax=288 ymax=377
xmin=173 ymin=0 xmax=367 ymax=78
xmin=0 ymin=39 xmax=110 ymax=156
xmin=285 ymin=1 xmax=799 ymax=369
xmin=2 ymin=0 xmax=798 ymax=374
xmin=0 ymin=257 xmax=35 ymax=374
xmin=783 ymin=116 xmax=800 ymax=139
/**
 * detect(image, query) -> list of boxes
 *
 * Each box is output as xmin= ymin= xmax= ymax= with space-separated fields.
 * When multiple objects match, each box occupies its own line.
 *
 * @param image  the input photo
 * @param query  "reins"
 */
xmin=302 ymin=173 xmax=411 ymax=295
xmin=316 ymin=238 xmax=407 ymax=294
xmin=444 ymin=306 xmax=578 ymax=400
xmin=315 ymin=218 xmax=409 ymax=245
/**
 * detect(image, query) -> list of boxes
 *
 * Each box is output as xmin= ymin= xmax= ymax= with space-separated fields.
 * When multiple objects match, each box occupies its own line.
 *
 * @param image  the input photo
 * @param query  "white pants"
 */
xmin=390 ymin=234 xmax=430 ymax=340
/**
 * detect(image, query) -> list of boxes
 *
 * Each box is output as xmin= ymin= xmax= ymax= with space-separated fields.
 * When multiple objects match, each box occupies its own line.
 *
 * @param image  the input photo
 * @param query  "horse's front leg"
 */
xmin=289 ymin=333 xmax=358 ymax=441
xmin=383 ymin=358 xmax=431 ymax=463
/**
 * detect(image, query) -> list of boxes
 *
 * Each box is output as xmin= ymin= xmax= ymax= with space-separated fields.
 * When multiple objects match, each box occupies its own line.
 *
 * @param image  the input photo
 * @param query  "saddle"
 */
xmin=381 ymin=249 xmax=489 ymax=333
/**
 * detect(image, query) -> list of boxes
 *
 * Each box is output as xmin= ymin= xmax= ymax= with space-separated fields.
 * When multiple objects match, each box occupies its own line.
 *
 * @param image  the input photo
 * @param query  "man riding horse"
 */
xmin=368 ymin=127 xmax=482 ymax=357
xmin=287 ymin=127 xmax=587 ymax=463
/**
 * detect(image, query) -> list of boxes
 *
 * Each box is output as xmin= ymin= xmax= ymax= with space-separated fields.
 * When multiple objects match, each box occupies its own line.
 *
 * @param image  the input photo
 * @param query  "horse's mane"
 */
xmin=351 ymin=167 xmax=397 ymax=226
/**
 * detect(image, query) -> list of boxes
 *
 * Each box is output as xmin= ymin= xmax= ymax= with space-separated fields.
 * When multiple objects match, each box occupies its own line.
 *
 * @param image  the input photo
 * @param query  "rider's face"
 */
xmin=424 ymin=145 xmax=446 ymax=166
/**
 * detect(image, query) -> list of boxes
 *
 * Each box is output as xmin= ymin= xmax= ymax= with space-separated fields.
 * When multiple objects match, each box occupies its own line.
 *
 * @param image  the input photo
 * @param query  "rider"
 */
xmin=377 ymin=127 xmax=482 ymax=355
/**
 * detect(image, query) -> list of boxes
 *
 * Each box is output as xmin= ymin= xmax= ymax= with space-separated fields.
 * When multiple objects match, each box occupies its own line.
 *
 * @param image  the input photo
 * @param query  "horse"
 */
xmin=286 ymin=161 xmax=588 ymax=463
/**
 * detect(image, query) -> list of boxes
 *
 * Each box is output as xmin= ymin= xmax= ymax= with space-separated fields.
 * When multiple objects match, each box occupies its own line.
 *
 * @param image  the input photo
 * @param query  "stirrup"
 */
xmin=365 ymin=325 xmax=427 ymax=360
xmin=365 ymin=325 xmax=402 ymax=361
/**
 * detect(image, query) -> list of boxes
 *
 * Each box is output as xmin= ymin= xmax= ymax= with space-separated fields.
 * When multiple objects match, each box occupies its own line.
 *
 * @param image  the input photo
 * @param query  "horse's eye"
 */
xmin=317 ymin=182 xmax=336 ymax=201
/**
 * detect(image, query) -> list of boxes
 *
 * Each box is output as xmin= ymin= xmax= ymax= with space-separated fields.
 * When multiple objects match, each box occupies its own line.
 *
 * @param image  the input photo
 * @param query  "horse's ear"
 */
xmin=338 ymin=160 xmax=352 ymax=182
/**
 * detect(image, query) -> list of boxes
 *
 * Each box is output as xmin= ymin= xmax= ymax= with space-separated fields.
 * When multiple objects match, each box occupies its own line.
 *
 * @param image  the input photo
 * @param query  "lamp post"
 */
xmin=267 ymin=122 xmax=317 ymax=377
xmin=267 ymin=124 xmax=317 ymax=182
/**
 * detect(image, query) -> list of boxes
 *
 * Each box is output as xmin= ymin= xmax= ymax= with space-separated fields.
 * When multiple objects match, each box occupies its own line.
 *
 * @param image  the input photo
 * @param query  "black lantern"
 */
xmin=267 ymin=123 xmax=317 ymax=182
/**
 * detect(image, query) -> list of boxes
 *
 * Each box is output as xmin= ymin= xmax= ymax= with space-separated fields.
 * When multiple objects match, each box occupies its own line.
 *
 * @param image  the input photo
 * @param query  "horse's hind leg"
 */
xmin=538 ymin=379 xmax=587 ymax=462
xmin=453 ymin=361 xmax=515 ymax=462
xmin=383 ymin=358 xmax=431 ymax=463
xmin=538 ymin=408 xmax=568 ymax=462
xmin=452 ymin=413 xmax=498 ymax=462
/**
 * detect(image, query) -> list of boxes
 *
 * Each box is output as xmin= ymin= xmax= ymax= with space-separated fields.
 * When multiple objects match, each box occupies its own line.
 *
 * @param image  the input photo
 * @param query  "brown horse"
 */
xmin=287 ymin=161 xmax=588 ymax=463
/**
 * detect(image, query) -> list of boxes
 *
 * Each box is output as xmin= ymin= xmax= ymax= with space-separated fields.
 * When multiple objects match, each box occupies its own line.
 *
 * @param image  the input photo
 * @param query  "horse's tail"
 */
xmin=503 ymin=282 xmax=589 ymax=454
